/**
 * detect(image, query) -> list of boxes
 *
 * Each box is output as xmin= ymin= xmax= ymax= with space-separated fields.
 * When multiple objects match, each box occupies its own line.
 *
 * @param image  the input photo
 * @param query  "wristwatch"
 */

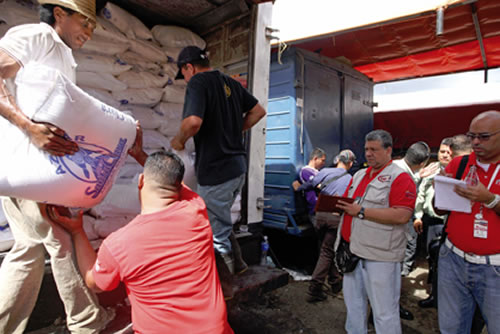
xmin=357 ymin=207 xmax=365 ymax=219
xmin=485 ymin=194 xmax=500 ymax=209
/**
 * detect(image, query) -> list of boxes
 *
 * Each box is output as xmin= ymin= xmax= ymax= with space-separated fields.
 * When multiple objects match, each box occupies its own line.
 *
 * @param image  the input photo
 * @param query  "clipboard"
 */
xmin=314 ymin=194 xmax=355 ymax=213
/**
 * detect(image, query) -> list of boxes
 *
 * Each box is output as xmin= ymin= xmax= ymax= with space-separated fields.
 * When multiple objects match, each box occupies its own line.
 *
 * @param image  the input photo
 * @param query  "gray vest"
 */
xmin=342 ymin=163 xmax=409 ymax=262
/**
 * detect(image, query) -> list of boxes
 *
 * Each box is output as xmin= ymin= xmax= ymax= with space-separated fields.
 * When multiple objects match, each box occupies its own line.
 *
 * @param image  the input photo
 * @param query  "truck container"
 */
xmin=263 ymin=47 xmax=374 ymax=236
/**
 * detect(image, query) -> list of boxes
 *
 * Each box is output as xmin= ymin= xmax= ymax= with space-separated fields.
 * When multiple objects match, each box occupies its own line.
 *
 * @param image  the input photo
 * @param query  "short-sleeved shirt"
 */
xmin=298 ymin=166 xmax=318 ymax=214
xmin=182 ymin=70 xmax=258 ymax=186
xmin=341 ymin=164 xmax=416 ymax=242
xmin=0 ymin=23 xmax=77 ymax=88
xmin=93 ymin=186 xmax=233 ymax=334
xmin=444 ymin=152 xmax=500 ymax=255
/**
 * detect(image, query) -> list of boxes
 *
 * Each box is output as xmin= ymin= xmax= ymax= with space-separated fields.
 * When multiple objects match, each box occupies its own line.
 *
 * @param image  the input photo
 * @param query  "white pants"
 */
xmin=0 ymin=198 xmax=110 ymax=333
xmin=343 ymin=259 xmax=402 ymax=334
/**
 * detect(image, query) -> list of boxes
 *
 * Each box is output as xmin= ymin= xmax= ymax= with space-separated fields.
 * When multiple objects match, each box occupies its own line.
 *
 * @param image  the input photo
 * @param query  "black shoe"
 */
xmin=306 ymin=284 xmax=327 ymax=303
xmin=400 ymin=305 xmax=414 ymax=321
xmin=329 ymin=281 xmax=342 ymax=295
xmin=418 ymin=295 xmax=436 ymax=308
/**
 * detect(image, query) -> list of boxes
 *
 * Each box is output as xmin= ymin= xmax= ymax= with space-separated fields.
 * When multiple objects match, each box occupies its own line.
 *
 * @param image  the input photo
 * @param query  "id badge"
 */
xmin=473 ymin=213 xmax=488 ymax=239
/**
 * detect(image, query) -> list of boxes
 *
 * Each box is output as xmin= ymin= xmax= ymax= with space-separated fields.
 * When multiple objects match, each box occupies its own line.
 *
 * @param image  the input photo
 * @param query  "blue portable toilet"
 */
xmin=263 ymin=47 xmax=374 ymax=236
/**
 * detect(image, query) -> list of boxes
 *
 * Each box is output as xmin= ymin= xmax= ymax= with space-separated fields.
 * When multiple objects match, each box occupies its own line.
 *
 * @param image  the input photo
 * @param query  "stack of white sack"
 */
xmin=0 ymin=0 xmax=241 ymax=244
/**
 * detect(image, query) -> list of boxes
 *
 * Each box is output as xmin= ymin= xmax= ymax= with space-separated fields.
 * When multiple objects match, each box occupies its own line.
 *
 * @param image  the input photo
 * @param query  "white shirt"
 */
xmin=0 ymin=22 xmax=77 ymax=96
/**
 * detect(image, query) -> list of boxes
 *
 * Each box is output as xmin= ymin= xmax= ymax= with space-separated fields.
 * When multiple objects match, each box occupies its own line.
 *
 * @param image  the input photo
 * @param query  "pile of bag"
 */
xmin=0 ymin=0 xmax=242 ymax=244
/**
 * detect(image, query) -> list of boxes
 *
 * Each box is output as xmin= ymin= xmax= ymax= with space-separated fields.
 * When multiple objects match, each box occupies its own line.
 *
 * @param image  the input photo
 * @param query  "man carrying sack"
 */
xmin=0 ymin=1 xmax=142 ymax=332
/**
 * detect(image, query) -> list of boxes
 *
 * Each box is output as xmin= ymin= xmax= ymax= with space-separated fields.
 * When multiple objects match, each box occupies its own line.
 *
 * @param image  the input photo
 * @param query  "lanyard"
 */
xmin=487 ymin=165 xmax=500 ymax=190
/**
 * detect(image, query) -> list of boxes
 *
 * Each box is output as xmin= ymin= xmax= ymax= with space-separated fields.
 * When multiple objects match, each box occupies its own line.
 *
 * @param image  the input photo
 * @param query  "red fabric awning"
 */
xmin=286 ymin=0 xmax=500 ymax=83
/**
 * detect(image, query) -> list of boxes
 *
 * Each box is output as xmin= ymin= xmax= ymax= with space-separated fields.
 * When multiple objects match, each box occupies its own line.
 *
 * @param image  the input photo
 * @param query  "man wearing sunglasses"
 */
xmin=436 ymin=111 xmax=500 ymax=334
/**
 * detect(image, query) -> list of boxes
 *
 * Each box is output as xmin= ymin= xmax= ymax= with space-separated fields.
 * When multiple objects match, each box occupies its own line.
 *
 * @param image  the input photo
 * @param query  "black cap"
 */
xmin=175 ymin=46 xmax=208 ymax=80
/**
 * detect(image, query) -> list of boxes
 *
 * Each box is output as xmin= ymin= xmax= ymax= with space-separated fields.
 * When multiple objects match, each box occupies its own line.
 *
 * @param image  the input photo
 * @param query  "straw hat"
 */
xmin=38 ymin=0 xmax=96 ymax=23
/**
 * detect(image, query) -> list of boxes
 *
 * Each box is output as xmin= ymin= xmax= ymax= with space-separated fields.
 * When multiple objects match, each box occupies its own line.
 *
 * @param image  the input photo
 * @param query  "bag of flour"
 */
xmin=0 ymin=63 xmax=137 ymax=208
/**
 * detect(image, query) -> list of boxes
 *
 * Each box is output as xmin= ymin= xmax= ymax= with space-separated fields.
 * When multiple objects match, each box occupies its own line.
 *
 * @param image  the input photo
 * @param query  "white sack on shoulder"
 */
xmin=100 ymin=2 xmax=153 ymax=40
xmin=112 ymin=88 xmax=163 ymax=107
xmin=77 ymin=71 xmax=128 ymax=92
xmin=74 ymin=52 xmax=132 ymax=75
xmin=0 ymin=64 xmax=137 ymax=208
xmin=117 ymin=70 xmax=170 ymax=89
xmin=151 ymin=25 xmax=206 ymax=49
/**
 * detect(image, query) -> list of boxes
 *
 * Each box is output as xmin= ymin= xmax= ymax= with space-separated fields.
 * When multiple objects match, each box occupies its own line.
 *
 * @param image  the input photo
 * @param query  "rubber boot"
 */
xmin=230 ymin=232 xmax=248 ymax=275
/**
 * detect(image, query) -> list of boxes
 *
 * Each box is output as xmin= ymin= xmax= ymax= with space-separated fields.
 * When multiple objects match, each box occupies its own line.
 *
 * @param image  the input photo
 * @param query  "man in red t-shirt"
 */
xmin=435 ymin=111 xmax=500 ymax=334
xmin=336 ymin=129 xmax=416 ymax=334
xmin=48 ymin=152 xmax=233 ymax=334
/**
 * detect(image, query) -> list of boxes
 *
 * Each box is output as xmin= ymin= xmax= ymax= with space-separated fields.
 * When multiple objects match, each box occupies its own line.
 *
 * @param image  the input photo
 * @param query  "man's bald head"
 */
xmin=468 ymin=110 xmax=500 ymax=163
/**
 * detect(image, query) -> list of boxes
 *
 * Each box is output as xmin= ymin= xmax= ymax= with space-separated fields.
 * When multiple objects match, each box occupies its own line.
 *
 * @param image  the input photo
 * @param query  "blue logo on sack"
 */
xmin=49 ymin=136 xmax=128 ymax=199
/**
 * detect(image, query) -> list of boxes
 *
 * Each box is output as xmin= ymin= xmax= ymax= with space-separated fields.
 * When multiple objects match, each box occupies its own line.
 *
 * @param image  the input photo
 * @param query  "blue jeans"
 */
xmin=438 ymin=243 xmax=500 ymax=334
xmin=197 ymin=174 xmax=245 ymax=254
xmin=343 ymin=259 xmax=402 ymax=334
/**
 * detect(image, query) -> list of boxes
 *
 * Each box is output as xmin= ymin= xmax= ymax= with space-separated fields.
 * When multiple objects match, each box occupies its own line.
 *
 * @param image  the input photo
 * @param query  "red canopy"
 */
xmin=286 ymin=0 xmax=500 ymax=83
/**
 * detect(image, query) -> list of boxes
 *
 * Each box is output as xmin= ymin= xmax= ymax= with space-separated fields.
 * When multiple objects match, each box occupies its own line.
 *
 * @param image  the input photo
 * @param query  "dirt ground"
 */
xmin=228 ymin=258 xmax=441 ymax=334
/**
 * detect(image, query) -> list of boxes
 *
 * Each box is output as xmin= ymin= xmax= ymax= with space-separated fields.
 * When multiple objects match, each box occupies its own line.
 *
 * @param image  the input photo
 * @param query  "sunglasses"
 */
xmin=466 ymin=130 xmax=500 ymax=141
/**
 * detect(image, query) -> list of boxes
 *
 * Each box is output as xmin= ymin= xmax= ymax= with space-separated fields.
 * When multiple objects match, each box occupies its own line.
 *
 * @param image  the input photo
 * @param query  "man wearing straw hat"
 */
xmin=0 ymin=0 xmax=118 ymax=332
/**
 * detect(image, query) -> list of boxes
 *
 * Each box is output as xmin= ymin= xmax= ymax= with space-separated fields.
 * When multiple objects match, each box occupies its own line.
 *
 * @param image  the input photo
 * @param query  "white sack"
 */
xmin=100 ymin=2 xmax=153 ymax=40
xmin=91 ymin=182 xmax=140 ymax=218
xmin=0 ymin=64 xmax=137 ymax=208
xmin=77 ymin=71 xmax=128 ymax=92
xmin=0 ymin=0 xmax=38 ymax=26
xmin=162 ymin=63 xmax=177 ymax=79
xmin=162 ymin=85 xmax=186 ymax=104
xmin=172 ymin=149 xmax=197 ymax=191
xmin=154 ymin=102 xmax=183 ymax=121
xmin=129 ymin=38 xmax=167 ymax=63
xmin=162 ymin=46 xmax=183 ymax=63
xmin=117 ymin=51 xmax=162 ymax=72
xmin=94 ymin=215 xmax=136 ymax=238
xmin=117 ymin=70 xmax=169 ymax=88
xmin=74 ymin=52 xmax=132 ymax=75
xmin=143 ymin=130 xmax=171 ymax=150
xmin=118 ymin=161 xmax=143 ymax=178
xmin=125 ymin=105 xmax=161 ymax=129
xmin=112 ymin=88 xmax=163 ymax=107
xmin=158 ymin=120 xmax=180 ymax=137
xmin=151 ymin=25 xmax=205 ymax=49
xmin=82 ymin=215 xmax=99 ymax=241
xmin=94 ymin=17 xmax=129 ymax=44
xmin=80 ymin=35 xmax=129 ymax=56
xmin=80 ymin=86 xmax=122 ymax=109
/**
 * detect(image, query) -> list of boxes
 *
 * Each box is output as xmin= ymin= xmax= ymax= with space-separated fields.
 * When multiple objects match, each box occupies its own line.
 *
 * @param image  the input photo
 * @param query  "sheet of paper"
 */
xmin=434 ymin=175 xmax=471 ymax=213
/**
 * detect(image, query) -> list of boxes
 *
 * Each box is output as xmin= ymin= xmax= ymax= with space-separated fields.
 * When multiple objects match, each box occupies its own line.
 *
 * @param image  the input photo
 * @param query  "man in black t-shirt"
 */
xmin=171 ymin=46 xmax=266 ymax=280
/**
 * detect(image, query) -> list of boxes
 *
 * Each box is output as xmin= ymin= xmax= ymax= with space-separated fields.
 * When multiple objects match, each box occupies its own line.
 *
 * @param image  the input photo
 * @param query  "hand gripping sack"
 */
xmin=0 ymin=63 xmax=137 ymax=208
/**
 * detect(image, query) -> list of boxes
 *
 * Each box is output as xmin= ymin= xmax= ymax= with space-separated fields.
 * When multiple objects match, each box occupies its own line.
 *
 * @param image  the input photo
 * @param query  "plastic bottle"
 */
xmin=464 ymin=165 xmax=479 ymax=186
xmin=260 ymin=235 xmax=269 ymax=265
